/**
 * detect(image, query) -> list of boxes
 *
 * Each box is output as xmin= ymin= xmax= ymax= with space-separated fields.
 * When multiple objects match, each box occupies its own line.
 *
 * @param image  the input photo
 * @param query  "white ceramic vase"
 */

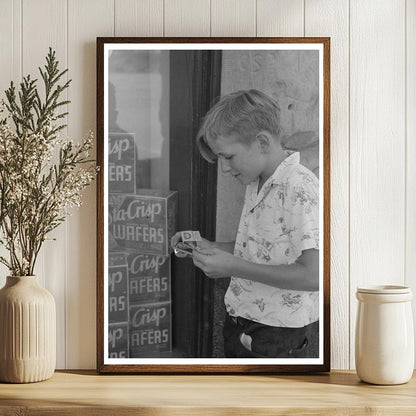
xmin=355 ymin=285 xmax=414 ymax=385
xmin=0 ymin=276 xmax=56 ymax=383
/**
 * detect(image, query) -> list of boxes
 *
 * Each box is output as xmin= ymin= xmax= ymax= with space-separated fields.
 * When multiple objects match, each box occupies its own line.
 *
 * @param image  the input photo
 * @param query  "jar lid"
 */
xmin=357 ymin=285 xmax=411 ymax=294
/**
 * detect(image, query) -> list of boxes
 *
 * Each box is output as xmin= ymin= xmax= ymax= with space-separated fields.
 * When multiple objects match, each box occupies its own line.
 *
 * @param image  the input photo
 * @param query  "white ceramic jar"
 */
xmin=0 ymin=276 xmax=56 ymax=383
xmin=355 ymin=285 xmax=414 ymax=385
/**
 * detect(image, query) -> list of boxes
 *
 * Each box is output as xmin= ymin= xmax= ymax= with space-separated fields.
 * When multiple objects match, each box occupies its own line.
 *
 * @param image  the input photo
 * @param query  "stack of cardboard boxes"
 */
xmin=107 ymin=133 xmax=177 ymax=358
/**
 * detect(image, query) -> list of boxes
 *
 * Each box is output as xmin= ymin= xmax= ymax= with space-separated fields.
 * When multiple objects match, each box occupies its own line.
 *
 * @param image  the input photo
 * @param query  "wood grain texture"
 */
xmin=164 ymin=0 xmax=210 ymax=37
xmin=115 ymin=0 xmax=163 ymax=37
xmin=211 ymin=0 xmax=256 ymax=37
xmin=305 ymin=0 xmax=350 ymax=370
xmin=406 ymin=0 xmax=416 ymax=366
xmin=96 ymin=37 xmax=105 ymax=376
xmin=257 ymin=0 xmax=304 ymax=37
xmin=66 ymin=0 xmax=113 ymax=370
xmin=349 ymin=0 xmax=406 ymax=368
xmin=22 ymin=0 xmax=68 ymax=369
xmin=0 ymin=370 xmax=415 ymax=415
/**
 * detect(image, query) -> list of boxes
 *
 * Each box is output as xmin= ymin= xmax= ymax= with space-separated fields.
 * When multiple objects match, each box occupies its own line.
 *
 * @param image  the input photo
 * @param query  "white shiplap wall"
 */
xmin=0 ymin=0 xmax=414 ymax=370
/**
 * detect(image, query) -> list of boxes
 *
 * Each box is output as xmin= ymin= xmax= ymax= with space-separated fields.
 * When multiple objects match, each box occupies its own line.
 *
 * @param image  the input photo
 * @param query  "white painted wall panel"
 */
xmin=406 ymin=0 xmax=416 ymax=365
xmin=0 ymin=0 xmax=21 ymax=97
xmin=211 ymin=0 xmax=256 ymax=37
xmin=22 ymin=0 xmax=68 ymax=369
xmin=165 ymin=0 xmax=210 ymax=37
xmin=66 ymin=0 xmax=114 ymax=370
xmin=0 ymin=0 xmax=21 ymax=287
xmin=349 ymin=0 xmax=406 ymax=368
xmin=257 ymin=0 xmax=304 ymax=37
xmin=305 ymin=0 xmax=350 ymax=370
xmin=115 ymin=0 xmax=163 ymax=37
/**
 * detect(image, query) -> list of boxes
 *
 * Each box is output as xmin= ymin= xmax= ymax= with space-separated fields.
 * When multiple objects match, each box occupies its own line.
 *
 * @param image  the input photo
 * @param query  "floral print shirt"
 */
xmin=224 ymin=151 xmax=319 ymax=328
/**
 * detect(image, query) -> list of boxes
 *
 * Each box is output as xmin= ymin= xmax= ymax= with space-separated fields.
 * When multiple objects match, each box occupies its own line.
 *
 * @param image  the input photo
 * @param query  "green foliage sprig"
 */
xmin=0 ymin=48 xmax=97 ymax=276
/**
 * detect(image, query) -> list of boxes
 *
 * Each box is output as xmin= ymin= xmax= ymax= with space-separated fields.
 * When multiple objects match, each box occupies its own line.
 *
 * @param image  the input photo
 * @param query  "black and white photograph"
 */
xmin=97 ymin=38 xmax=330 ymax=373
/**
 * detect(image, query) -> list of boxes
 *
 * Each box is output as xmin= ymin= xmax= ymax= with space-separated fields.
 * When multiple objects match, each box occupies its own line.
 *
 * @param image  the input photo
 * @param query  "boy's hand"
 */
xmin=170 ymin=232 xmax=183 ymax=250
xmin=192 ymin=247 xmax=236 ymax=279
xmin=195 ymin=238 xmax=216 ymax=251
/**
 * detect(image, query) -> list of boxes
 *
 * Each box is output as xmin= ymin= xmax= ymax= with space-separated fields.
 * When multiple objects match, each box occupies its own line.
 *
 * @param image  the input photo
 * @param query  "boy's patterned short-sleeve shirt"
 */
xmin=224 ymin=151 xmax=319 ymax=328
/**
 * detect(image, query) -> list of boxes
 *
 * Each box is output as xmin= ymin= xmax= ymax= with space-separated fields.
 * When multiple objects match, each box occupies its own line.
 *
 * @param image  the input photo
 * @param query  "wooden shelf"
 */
xmin=0 ymin=370 xmax=415 ymax=415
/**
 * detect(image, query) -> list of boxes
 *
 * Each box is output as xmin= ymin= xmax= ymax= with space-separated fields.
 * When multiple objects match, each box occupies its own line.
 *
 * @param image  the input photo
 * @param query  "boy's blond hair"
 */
xmin=197 ymin=89 xmax=281 ymax=163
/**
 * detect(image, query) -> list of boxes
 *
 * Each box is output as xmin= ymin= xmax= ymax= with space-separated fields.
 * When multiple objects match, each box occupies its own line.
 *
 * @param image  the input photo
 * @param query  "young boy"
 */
xmin=173 ymin=89 xmax=319 ymax=358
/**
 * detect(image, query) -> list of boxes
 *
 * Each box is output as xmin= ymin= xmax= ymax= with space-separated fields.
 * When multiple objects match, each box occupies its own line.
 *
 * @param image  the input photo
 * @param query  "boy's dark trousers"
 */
xmin=223 ymin=314 xmax=319 ymax=358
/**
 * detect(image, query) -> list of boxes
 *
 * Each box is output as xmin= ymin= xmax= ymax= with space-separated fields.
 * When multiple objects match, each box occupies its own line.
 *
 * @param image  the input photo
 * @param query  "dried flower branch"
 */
xmin=0 ymin=48 xmax=97 ymax=276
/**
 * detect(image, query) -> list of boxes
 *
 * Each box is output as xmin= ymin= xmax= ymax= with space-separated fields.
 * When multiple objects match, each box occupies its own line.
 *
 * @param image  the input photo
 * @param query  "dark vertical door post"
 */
xmin=170 ymin=50 xmax=222 ymax=357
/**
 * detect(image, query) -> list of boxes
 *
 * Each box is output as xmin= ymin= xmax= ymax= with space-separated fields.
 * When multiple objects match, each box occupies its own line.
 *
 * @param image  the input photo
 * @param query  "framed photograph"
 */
xmin=96 ymin=37 xmax=330 ymax=373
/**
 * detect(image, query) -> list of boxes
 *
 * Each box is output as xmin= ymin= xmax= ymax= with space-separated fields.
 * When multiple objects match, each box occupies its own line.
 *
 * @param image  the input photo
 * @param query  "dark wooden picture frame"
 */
xmin=97 ymin=37 xmax=330 ymax=373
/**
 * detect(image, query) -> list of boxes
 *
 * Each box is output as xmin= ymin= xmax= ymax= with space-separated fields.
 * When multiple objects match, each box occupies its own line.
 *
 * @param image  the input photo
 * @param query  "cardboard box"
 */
xmin=108 ymin=322 xmax=129 ymax=358
xmin=108 ymin=195 xmax=127 ymax=252
xmin=108 ymin=132 xmax=136 ymax=194
xmin=109 ymin=190 xmax=178 ymax=256
xmin=127 ymin=254 xmax=171 ymax=304
xmin=129 ymin=301 xmax=172 ymax=356
xmin=108 ymin=256 xmax=129 ymax=324
xmin=108 ymin=251 xmax=127 ymax=267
